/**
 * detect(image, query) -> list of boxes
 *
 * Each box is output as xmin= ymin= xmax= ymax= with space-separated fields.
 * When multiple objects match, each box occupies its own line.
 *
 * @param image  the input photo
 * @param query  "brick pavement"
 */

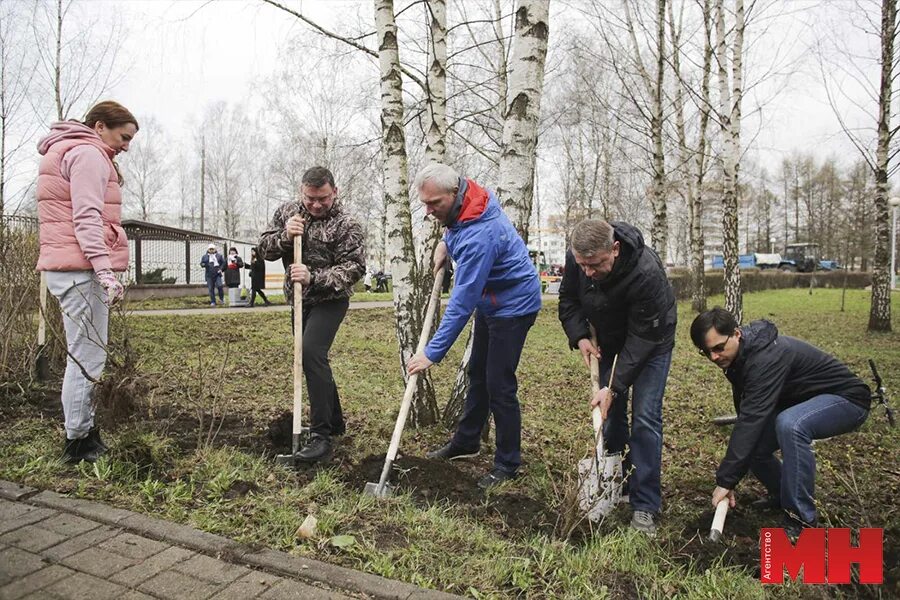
xmin=0 ymin=481 xmax=462 ymax=600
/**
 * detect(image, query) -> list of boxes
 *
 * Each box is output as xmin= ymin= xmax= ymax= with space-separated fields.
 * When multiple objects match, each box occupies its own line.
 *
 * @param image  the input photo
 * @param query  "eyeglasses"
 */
xmin=698 ymin=332 xmax=732 ymax=357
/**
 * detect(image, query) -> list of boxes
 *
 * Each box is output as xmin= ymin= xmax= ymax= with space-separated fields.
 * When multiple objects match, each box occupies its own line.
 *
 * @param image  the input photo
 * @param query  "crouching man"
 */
xmin=690 ymin=308 xmax=871 ymax=538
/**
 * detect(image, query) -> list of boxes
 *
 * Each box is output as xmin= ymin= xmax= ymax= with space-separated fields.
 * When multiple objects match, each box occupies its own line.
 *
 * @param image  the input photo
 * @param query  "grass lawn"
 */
xmin=125 ymin=290 xmax=398 ymax=310
xmin=2 ymin=288 xmax=897 ymax=599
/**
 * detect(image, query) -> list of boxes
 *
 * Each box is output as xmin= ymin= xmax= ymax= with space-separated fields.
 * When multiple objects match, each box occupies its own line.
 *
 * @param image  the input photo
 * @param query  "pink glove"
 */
xmin=95 ymin=269 xmax=125 ymax=306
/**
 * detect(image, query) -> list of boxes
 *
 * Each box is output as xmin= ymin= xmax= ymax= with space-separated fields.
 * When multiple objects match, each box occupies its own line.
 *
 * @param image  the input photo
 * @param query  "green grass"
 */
xmin=126 ymin=290 xmax=398 ymax=310
xmin=2 ymin=288 xmax=897 ymax=599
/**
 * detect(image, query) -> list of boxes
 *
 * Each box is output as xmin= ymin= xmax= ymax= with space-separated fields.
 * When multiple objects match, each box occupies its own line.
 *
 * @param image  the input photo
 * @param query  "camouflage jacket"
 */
xmin=258 ymin=201 xmax=365 ymax=306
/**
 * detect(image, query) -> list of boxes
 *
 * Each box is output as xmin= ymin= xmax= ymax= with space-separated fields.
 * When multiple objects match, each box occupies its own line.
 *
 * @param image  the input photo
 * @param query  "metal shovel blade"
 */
xmin=363 ymin=481 xmax=392 ymax=498
xmin=577 ymin=452 xmax=625 ymax=521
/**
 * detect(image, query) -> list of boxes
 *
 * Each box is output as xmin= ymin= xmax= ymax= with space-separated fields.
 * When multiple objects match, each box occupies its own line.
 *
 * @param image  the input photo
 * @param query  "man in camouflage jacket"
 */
xmin=258 ymin=166 xmax=365 ymax=462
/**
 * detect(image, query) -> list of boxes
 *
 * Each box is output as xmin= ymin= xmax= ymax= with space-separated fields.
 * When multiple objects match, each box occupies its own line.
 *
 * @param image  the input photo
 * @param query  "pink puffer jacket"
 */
xmin=36 ymin=121 xmax=129 ymax=272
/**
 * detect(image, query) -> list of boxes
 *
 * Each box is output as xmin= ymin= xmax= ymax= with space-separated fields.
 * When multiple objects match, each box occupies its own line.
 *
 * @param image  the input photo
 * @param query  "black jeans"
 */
xmin=293 ymin=298 xmax=349 ymax=437
xmin=249 ymin=288 xmax=269 ymax=306
xmin=451 ymin=310 xmax=538 ymax=473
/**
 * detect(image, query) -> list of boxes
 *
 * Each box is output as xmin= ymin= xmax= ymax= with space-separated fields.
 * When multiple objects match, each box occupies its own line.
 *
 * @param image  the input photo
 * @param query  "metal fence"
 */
xmin=122 ymin=220 xmax=258 ymax=286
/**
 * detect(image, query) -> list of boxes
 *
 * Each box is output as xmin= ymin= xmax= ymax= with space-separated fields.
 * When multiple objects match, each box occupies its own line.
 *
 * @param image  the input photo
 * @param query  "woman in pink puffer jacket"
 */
xmin=36 ymin=101 xmax=139 ymax=464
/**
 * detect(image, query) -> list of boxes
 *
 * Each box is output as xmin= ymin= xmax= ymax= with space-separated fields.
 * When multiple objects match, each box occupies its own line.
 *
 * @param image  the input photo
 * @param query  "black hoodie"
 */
xmin=558 ymin=222 xmax=677 ymax=393
xmin=716 ymin=320 xmax=871 ymax=489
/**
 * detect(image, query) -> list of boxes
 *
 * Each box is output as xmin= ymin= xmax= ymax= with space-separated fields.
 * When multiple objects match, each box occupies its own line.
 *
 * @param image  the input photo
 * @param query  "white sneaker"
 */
xmin=631 ymin=510 xmax=657 ymax=536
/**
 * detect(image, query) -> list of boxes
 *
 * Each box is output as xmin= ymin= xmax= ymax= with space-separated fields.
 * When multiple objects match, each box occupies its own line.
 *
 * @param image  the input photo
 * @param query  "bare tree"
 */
xmin=715 ymin=0 xmax=745 ymax=322
xmin=821 ymin=0 xmax=897 ymax=331
xmin=121 ymin=116 xmax=168 ymax=221
xmin=32 ymin=0 xmax=125 ymax=121
xmin=0 ymin=1 xmax=39 ymax=216
xmin=496 ymin=0 xmax=551 ymax=240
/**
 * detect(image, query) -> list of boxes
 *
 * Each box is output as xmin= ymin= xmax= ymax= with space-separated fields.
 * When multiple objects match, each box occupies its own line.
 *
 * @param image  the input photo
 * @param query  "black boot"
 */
xmin=296 ymin=435 xmax=332 ymax=463
xmin=63 ymin=429 xmax=107 ymax=464
xmin=87 ymin=426 xmax=109 ymax=452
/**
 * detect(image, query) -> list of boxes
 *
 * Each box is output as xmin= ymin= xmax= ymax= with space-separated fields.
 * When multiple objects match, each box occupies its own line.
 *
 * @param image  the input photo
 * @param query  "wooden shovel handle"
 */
xmin=292 ymin=235 xmax=303 ymax=437
xmin=384 ymin=266 xmax=446 ymax=462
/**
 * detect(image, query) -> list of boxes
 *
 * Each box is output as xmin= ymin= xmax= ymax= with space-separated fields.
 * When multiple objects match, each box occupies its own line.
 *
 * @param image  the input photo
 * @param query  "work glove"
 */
xmin=95 ymin=268 xmax=125 ymax=306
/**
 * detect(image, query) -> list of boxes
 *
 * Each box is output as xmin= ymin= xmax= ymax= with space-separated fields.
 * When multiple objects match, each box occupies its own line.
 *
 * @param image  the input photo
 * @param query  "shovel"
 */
xmin=275 ymin=234 xmax=310 ymax=466
xmin=577 ymin=346 xmax=625 ymax=521
xmin=364 ymin=266 xmax=445 ymax=498
xmin=709 ymin=499 xmax=729 ymax=542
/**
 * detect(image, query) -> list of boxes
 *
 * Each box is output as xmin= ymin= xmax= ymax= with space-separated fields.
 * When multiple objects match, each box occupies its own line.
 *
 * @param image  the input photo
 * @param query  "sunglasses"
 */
xmin=698 ymin=332 xmax=732 ymax=357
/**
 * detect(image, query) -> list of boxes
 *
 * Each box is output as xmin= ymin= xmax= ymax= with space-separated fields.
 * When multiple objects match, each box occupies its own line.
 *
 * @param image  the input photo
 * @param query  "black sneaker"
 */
xmin=750 ymin=495 xmax=781 ymax=511
xmin=782 ymin=514 xmax=816 ymax=543
xmin=477 ymin=468 xmax=517 ymax=490
xmin=426 ymin=442 xmax=479 ymax=461
xmin=296 ymin=435 xmax=332 ymax=462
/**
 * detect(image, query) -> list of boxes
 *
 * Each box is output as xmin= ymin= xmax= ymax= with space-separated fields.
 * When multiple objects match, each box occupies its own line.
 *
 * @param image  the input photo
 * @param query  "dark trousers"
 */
xmin=452 ymin=310 xmax=538 ymax=473
xmin=249 ymin=288 xmax=269 ymax=306
xmin=293 ymin=298 xmax=349 ymax=437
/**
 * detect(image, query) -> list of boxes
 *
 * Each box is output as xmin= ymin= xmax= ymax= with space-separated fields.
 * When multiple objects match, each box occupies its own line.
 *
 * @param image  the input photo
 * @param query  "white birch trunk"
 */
xmin=716 ymin=0 xmax=743 ymax=323
xmin=496 ymin=0 xmax=551 ymax=241
xmin=869 ymin=0 xmax=896 ymax=332
xmin=376 ymin=0 xmax=437 ymax=425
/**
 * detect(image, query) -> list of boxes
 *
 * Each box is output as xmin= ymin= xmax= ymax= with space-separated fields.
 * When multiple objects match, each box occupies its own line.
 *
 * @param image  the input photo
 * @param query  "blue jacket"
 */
xmin=201 ymin=252 xmax=225 ymax=280
xmin=424 ymin=180 xmax=541 ymax=363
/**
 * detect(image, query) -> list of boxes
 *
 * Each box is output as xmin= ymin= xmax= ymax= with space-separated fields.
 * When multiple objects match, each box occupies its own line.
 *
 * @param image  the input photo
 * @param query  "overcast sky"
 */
xmin=10 ymin=0 xmax=889 ymax=214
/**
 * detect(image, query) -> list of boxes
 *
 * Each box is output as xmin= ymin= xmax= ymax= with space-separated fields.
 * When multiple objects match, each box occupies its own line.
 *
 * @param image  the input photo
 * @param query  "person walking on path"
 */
xmin=258 ymin=166 xmax=365 ymax=462
xmin=245 ymin=247 xmax=271 ymax=307
xmin=558 ymin=219 xmax=677 ymax=535
xmin=690 ymin=308 xmax=870 ymax=539
xmin=406 ymin=163 xmax=542 ymax=490
xmin=223 ymin=247 xmax=244 ymax=306
xmin=36 ymin=100 xmax=138 ymax=463
xmin=201 ymin=244 xmax=225 ymax=306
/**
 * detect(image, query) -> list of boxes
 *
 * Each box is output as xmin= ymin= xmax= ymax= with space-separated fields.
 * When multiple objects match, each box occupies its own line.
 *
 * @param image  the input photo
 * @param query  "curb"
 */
xmin=0 ymin=480 xmax=465 ymax=600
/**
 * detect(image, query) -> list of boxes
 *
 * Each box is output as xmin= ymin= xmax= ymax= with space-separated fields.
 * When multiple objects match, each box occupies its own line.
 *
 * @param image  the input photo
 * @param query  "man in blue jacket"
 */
xmin=200 ymin=243 xmax=225 ymax=306
xmin=406 ymin=163 xmax=542 ymax=490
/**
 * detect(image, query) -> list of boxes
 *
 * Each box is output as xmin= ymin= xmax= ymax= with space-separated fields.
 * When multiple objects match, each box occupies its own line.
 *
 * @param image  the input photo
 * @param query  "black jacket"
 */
xmin=716 ymin=320 xmax=871 ymax=489
xmin=558 ymin=222 xmax=677 ymax=393
xmin=246 ymin=257 xmax=266 ymax=290
xmin=223 ymin=255 xmax=244 ymax=287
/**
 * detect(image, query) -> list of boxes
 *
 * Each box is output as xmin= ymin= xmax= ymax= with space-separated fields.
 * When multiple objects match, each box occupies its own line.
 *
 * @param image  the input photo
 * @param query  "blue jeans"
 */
xmin=452 ymin=310 xmax=538 ymax=473
xmin=206 ymin=274 xmax=224 ymax=304
xmin=601 ymin=350 xmax=672 ymax=514
xmin=749 ymin=394 xmax=868 ymax=524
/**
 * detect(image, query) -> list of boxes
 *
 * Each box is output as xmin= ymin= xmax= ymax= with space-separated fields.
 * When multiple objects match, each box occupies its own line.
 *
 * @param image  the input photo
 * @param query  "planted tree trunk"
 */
xmin=651 ymin=0 xmax=667 ymax=262
xmin=376 ymin=0 xmax=437 ymax=425
xmin=868 ymin=0 xmax=896 ymax=332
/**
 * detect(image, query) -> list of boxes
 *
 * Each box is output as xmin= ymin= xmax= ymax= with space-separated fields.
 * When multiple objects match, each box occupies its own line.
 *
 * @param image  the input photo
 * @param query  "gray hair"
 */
xmin=413 ymin=163 xmax=459 ymax=193
xmin=571 ymin=219 xmax=615 ymax=256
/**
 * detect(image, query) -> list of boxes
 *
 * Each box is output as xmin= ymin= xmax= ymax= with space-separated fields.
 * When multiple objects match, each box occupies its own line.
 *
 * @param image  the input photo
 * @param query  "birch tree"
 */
xmin=376 ymin=0 xmax=438 ymax=425
xmin=715 ymin=0 xmax=745 ymax=322
xmin=496 ymin=0 xmax=551 ymax=240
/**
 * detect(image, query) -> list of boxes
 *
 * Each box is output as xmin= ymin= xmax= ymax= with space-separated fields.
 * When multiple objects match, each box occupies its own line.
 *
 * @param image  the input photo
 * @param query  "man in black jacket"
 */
xmin=690 ymin=308 xmax=870 ymax=536
xmin=558 ymin=219 xmax=677 ymax=534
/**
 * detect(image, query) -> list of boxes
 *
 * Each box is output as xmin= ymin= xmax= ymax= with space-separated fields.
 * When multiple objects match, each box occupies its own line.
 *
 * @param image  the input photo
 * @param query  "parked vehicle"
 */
xmin=710 ymin=245 xmax=840 ymax=273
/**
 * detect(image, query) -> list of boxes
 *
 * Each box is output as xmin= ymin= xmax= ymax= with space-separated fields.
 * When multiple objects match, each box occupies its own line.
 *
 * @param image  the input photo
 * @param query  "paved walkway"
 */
xmin=0 ymin=481 xmax=461 ymax=600
xmin=129 ymin=295 xmax=558 ymax=317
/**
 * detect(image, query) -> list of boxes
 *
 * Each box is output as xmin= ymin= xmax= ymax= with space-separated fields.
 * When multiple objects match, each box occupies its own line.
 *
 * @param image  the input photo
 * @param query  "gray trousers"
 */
xmin=45 ymin=271 xmax=109 ymax=440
